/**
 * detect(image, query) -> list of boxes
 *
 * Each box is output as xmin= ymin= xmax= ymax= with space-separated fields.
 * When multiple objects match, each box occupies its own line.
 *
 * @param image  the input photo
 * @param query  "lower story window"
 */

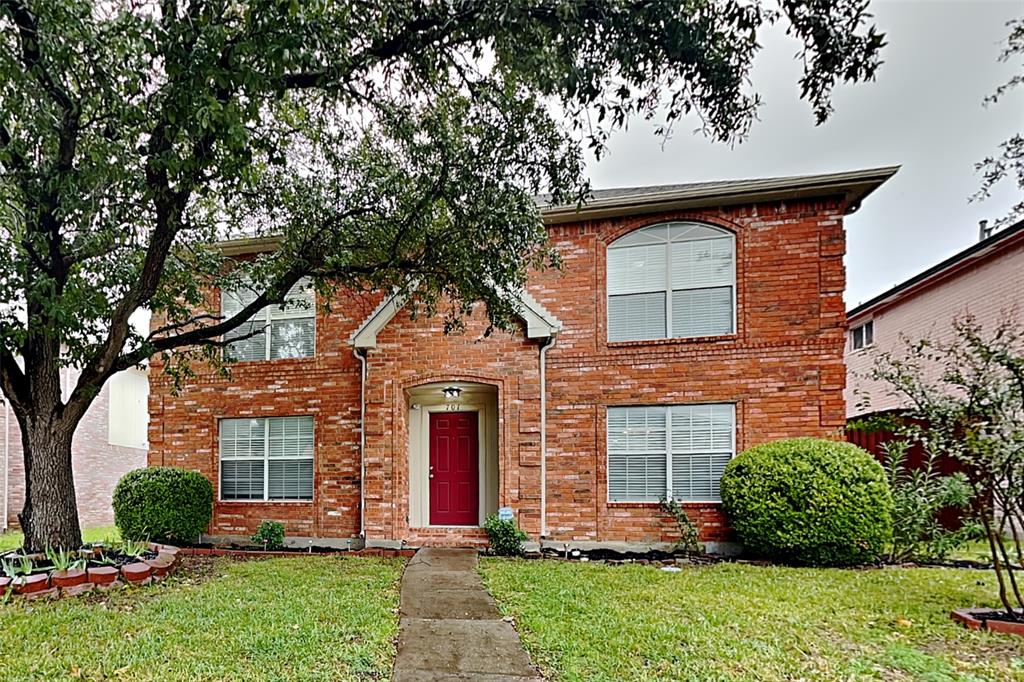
xmin=607 ymin=403 xmax=735 ymax=503
xmin=219 ymin=416 xmax=314 ymax=501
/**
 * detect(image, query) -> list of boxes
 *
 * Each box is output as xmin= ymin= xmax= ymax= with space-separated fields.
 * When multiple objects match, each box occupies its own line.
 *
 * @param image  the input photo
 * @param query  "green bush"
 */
xmin=112 ymin=467 xmax=213 ymax=544
xmin=484 ymin=515 xmax=528 ymax=557
xmin=252 ymin=520 xmax=286 ymax=550
xmin=720 ymin=438 xmax=893 ymax=566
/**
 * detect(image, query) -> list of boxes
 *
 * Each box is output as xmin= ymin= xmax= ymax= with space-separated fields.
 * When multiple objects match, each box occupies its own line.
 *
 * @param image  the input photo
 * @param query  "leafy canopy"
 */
xmin=973 ymin=16 xmax=1024 ymax=227
xmin=0 ymin=0 xmax=884 ymax=413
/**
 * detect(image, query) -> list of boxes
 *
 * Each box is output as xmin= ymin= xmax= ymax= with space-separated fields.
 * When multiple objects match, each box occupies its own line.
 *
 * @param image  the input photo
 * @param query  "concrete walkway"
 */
xmin=393 ymin=548 xmax=543 ymax=682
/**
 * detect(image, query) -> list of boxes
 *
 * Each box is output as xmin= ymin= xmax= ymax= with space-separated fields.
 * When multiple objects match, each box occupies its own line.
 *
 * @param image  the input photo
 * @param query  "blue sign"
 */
xmin=497 ymin=507 xmax=514 ymax=522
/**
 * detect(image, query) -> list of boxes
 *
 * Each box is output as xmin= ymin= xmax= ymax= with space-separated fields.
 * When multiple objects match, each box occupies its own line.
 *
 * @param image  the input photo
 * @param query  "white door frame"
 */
xmin=419 ymin=403 xmax=487 ymax=528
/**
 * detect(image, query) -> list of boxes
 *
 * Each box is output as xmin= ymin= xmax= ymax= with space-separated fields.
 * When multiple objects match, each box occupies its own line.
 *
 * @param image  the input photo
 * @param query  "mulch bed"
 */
xmin=951 ymin=607 xmax=1024 ymax=636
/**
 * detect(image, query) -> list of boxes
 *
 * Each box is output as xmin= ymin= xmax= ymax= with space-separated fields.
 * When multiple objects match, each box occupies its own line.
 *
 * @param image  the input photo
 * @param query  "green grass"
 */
xmin=480 ymin=558 xmax=1024 ymax=681
xmin=0 ymin=525 xmax=119 ymax=552
xmin=0 ymin=555 xmax=403 ymax=681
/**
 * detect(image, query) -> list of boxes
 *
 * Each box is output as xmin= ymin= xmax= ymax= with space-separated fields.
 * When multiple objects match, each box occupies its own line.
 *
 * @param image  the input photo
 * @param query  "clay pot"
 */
xmin=50 ymin=568 xmax=88 ymax=589
xmin=87 ymin=566 xmax=120 ymax=586
xmin=0 ymin=576 xmax=11 ymax=593
xmin=121 ymin=562 xmax=153 ymax=584
xmin=12 ymin=573 xmax=49 ymax=594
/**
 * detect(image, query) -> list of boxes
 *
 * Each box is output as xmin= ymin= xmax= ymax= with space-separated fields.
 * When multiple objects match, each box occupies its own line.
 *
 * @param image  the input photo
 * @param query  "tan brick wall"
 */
xmin=3 ymin=368 xmax=147 ymax=530
xmin=846 ymin=237 xmax=1024 ymax=417
xmin=148 ymin=198 xmax=848 ymax=546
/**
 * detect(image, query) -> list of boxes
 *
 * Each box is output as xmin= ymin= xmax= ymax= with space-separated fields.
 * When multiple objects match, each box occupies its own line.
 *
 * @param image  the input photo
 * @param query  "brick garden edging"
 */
xmin=951 ymin=608 xmax=1024 ymax=637
xmin=0 ymin=543 xmax=181 ymax=601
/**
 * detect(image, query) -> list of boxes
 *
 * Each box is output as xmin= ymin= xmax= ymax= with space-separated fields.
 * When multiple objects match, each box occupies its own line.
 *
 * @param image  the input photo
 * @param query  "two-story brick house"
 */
xmin=148 ymin=166 xmax=897 ymax=551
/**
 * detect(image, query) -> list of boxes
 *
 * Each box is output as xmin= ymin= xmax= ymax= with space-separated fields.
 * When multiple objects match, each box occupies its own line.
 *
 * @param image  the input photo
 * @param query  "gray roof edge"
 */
xmin=540 ymin=165 xmax=900 ymax=224
xmin=217 ymin=166 xmax=900 ymax=254
xmin=847 ymin=217 xmax=1024 ymax=322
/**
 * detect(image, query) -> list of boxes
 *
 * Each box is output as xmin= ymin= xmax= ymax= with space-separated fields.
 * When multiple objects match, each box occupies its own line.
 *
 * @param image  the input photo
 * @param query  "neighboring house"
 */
xmin=148 ymin=166 xmax=896 ymax=551
xmin=1 ymin=366 xmax=150 ymax=531
xmin=845 ymin=218 xmax=1024 ymax=419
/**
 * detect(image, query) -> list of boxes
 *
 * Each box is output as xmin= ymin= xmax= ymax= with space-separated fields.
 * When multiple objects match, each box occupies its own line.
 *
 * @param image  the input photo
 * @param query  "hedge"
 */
xmin=720 ymin=437 xmax=893 ymax=566
xmin=113 ymin=467 xmax=213 ymax=544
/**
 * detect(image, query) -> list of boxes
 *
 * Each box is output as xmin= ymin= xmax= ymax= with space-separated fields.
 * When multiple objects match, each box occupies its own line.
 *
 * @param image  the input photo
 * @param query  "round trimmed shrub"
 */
xmin=113 ymin=467 xmax=213 ymax=543
xmin=720 ymin=438 xmax=893 ymax=566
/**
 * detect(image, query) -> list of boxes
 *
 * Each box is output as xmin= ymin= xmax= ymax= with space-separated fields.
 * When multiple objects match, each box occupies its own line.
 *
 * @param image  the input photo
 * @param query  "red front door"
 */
xmin=429 ymin=411 xmax=479 ymax=526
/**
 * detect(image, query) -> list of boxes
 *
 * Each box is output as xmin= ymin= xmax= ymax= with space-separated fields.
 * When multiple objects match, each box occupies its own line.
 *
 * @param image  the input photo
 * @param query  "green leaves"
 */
xmin=721 ymin=437 xmax=894 ymax=566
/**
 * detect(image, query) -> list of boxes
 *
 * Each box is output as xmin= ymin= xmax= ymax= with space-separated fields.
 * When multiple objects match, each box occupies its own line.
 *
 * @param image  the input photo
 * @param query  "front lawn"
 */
xmin=0 ymin=555 xmax=403 ymax=681
xmin=480 ymin=558 xmax=1024 ymax=681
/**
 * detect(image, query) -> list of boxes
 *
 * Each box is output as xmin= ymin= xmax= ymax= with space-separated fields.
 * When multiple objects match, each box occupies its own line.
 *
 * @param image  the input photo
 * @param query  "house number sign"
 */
xmin=443 ymin=403 xmax=463 ymax=411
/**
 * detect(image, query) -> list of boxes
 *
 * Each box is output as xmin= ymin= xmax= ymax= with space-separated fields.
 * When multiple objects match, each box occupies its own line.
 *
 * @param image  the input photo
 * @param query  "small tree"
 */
xmin=875 ymin=438 xmax=977 ymax=563
xmin=873 ymin=316 xmax=1024 ymax=618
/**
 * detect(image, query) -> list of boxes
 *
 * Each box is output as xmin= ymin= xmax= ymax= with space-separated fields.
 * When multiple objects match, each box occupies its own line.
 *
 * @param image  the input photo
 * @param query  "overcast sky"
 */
xmin=586 ymin=0 xmax=1024 ymax=307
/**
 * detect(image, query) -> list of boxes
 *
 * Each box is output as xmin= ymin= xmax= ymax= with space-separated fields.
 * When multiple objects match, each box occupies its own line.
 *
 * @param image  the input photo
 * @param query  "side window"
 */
xmin=107 ymin=367 xmax=149 ymax=448
xmin=607 ymin=403 xmax=735 ymax=503
xmin=607 ymin=223 xmax=735 ymax=342
xmin=221 ymin=279 xmax=315 ymax=361
xmin=851 ymin=320 xmax=874 ymax=350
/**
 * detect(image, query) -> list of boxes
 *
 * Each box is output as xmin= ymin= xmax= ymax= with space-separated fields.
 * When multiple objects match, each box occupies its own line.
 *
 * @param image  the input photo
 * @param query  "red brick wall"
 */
xmin=3 ymin=368 xmax=147 ymax=530
xmin=534 ymin=202 xmax=847 ymax=543
xmin=147 ymin=197 xmax=848 ymax=546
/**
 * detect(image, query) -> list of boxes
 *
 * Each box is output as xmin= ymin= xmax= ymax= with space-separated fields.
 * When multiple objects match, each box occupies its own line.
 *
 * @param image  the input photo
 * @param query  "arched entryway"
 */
xmin=406 ymin=381 xmax=499 ymax=529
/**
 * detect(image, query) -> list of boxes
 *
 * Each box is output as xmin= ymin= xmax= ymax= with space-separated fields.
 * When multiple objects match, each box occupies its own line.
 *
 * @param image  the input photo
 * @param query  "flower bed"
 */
xmin=950 ymin=608 xmax=1024 ymax=637
xmin=0 ymin=543 xmax=181 ymax=601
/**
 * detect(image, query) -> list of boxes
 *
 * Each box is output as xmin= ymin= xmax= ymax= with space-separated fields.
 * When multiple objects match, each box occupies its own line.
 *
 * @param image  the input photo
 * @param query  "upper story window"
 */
xmin=607 ymin=222 xmax=735 ymax=342
xmin=221 ymin=279 xmax=315 ymax=361
xmin=851 ymin=319 xmax=873 ymax=350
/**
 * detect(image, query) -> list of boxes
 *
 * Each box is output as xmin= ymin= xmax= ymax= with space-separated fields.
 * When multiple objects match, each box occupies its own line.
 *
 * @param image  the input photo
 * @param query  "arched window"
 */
xmin=607 ymin=222 xmax=735 ymax=342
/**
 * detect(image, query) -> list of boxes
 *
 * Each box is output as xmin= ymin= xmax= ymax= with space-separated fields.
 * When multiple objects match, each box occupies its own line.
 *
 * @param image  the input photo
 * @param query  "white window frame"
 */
xmin=219 ymin=416 xmax=315 ymax=502
xmin=607 ymin=222 xmax=736 ymax=343
xmin=606 ymin=403 xmax=736 ymax=504
xmin=851 ymin=319 xmax=874 ymax=351
xmin=221 ymin=278 xmax=316 ymax=361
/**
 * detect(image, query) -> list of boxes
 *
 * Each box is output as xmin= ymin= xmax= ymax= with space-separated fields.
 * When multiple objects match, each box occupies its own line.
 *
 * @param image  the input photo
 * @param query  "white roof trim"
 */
xmin=349 ymin=289 xmax=561 ymax=349
xmin=517 ymin=290 xmax=563 ymax=339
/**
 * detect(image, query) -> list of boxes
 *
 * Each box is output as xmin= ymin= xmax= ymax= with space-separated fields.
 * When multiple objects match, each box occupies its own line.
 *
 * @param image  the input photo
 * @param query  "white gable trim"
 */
xmin=350 ymin=289 xmax=561 ymax=349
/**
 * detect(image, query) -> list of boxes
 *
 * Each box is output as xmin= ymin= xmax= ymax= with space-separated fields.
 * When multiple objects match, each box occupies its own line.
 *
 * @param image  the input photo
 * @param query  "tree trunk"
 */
xmin=17 ymin=417 xmax=82 ymax=551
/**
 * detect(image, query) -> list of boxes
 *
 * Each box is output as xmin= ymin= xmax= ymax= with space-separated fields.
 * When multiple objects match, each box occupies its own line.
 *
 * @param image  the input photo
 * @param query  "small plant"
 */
xmin=2 ymin=555 xmax=34 ymax=577
xmin=484 ymin=515 xmax=528 ymax=557
xmin=97 ymin=552 xmax=121 ymax=567
xmin=120 ymin=539 xmax=150 ymax=558
xmin=1 ymin=558 xmax=22 ymax=579
xmin=659 ymin=498 xmax=701 ymax=554
xmin=45 ymin=546 xmax=85 ymax=572
xmin=875 ymin=438 xmax=980 ymax=562
xmin=252 ymin=521 xmax=286 ymax=551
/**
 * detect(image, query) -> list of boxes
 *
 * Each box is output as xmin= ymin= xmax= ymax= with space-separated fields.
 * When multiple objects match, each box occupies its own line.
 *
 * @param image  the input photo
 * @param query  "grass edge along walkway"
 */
xmin=0 ymin=554 xmax=404 ymax=681
xmin=480 ymin=557 xmax=1024 ymax=682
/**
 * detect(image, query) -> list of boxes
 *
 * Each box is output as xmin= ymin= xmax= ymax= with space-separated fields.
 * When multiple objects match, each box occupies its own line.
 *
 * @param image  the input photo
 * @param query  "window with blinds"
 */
xmin=221 ymin=279 xmax=315 ymax=361
xmin=607 ymin=222 xmax=735 ymax=342
xmin=607 ymin=404 xmax=735 ymax=503
xmin=220 ymin=416 xmax=314 ymax=501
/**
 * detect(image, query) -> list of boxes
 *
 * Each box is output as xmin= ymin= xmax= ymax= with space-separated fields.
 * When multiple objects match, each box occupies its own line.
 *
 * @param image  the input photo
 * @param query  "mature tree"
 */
xmin=0 ymin=0 xmax=885 ymax=551
xmin=973 ymin=16 xmax=1024 ymax=227
xmin=874 ymin=317 xmax=1024 ymax=619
